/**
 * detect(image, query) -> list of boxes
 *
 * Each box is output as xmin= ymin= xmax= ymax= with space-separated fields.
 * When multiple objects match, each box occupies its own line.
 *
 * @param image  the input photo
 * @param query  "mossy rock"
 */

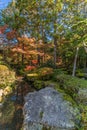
xmin=0 ymin=65 xmax=15 ymax=89
xmin=54 ymin=74 xmax=87 ymax=104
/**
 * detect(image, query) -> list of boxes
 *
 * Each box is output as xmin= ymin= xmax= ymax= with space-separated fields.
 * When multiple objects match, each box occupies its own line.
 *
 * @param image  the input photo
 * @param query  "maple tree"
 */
xmin=11 ymin=36 xmax=52 ymax=68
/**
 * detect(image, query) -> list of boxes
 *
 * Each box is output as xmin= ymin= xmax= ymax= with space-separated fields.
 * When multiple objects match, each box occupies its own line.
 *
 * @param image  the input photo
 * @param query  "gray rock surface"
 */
xmin=23 ymin=87 xmax=80 ymax=130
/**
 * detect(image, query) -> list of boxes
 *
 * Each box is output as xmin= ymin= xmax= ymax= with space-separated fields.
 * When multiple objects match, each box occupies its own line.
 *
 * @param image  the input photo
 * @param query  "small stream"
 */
xmin=0 ymin=77 xmax=35 ymax=130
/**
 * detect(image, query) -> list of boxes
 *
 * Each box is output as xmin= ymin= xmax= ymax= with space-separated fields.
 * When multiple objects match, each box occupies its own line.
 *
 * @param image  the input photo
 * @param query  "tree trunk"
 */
xmin=37 ymin=54 xmax=40 ymax=66
xmin=54 ymin=38 xmax=57 ymax=68
xmin=22 ymin=43 xmax=24 ymax=65
xmin=3 ymin=49 xmax=7 ymax=62
xmin=72 ymin=47 xmax=79 ymax=76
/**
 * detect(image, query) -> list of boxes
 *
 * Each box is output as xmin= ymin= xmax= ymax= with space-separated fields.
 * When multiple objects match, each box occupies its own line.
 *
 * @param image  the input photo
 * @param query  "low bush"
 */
xmin=26 ymin=67 xmax=53 ymax=81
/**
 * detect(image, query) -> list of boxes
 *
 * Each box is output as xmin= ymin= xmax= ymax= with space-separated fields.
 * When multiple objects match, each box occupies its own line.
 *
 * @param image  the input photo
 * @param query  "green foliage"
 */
xmin=1 ymin=0 xmax=87 ymax=71
xmin=53 ymin=68 xmax=68 ymax=74
xmin=41 ymin=59 xmax=55 ymax=68
xmin=17 ymin=68 xmax=25 ymax=75
xmin=15 ymin=64 xmax=25 ymax=75
xmin=33 ymin=80 xmax=45 ymax=90
xmin=26 ymin=67 xmax=53 ymax=81
xmin=79 ymin=104 xmax=87 ymax=130
xmin=76 ymin=69 xmax=85 ymax=78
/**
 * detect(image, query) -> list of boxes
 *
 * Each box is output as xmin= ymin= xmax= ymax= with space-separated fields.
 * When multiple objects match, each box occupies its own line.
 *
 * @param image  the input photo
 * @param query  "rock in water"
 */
xmin=23 ymin=87 xmax=80 ymax=130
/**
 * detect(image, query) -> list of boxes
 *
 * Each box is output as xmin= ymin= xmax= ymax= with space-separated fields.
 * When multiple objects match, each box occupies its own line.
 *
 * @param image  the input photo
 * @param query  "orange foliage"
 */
xmin=11 ymin=36 xmax=48 ymax=65
xmin=27 ymin=50 xmax=38 ymax=55
xmin=12 ymin=47 xmax=27 ymax=54
xmin=18 ymin=37 xmax=36 ymax=44
xmin=0 ymin=25 xmax=8 ymax=34
xmin=25 ymin=65 xmax=36 ymax=71
xmin=31 ymin=60 xmax=38 ymax=65
xmin=6 ymin=30 xmax=16 ymax=40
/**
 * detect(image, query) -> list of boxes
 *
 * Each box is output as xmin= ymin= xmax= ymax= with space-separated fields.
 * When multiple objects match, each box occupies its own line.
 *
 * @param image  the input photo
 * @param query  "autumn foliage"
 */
xmin=10 ymin=36 xmax=47 ymax=68
xmin=0 ymin=25 xmax=8 ymax=34
xmin=0 ymin=25 xmax=53 ymax=72
xmin=25 ymin=65 xmax=36 ymax=71
xmin=6 ymin=30 xmax=16 ymax=40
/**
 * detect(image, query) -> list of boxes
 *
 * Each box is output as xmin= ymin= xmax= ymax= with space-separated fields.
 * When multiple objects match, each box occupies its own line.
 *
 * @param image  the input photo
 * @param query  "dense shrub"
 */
xmin=26 ymin=67 xmax=53 ymax=81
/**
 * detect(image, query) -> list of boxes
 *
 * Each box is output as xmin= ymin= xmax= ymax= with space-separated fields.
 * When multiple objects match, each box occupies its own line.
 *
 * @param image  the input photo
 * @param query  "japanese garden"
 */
xmin=0 ymin=0 xmax=87 ymax=130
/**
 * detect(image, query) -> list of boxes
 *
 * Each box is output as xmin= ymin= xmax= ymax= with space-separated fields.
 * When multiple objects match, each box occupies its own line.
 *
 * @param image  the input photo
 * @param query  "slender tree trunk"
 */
xmin=53 ymin=0 xmax=58 ymax=68
xmin=54 ymin=38 xmax=57 ymax=68
xmin=3 ymin=49 xmax=7 ymax=62
xmin=72 ymin=47 xmax=79 ymax=76
xmin=22 ymin=43 xmax=24 ymax=65
xmin=17 ymin=53 xmax=20 ymax=65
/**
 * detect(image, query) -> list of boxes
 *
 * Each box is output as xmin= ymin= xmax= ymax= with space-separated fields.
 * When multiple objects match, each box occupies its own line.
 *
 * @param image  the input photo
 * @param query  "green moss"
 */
xmin=78 ymin=104 xmax=87 ymax=130
xmin=54 ymin=74 xmax=87 ymax=96
xmin=42 ymin=126 xmax=51 ymax=130
xmin=40 ymin=111 xmax=43 ymax=119
xmin=0 ymin=99 xmax=15 ymax=124
xmin=63 ymin=94 xmax=77 ymax=106
xmin=33 ymin=80 xmax=45 ymax=90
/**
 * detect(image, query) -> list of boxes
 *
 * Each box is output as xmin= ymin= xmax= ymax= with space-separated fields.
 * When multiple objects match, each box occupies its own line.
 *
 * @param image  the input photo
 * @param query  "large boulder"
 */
xmin=23 ymin=87 xmax=80 ymax=130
